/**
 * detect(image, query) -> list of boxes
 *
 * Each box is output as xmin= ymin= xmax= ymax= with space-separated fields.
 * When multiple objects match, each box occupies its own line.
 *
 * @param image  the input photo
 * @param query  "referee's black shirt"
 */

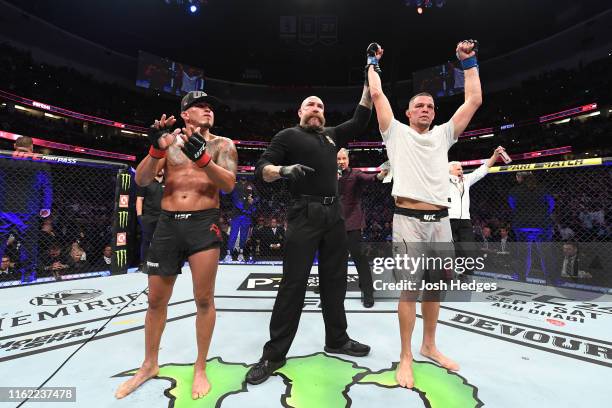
xmin=255 ymin=105 xmax=371 ymax=198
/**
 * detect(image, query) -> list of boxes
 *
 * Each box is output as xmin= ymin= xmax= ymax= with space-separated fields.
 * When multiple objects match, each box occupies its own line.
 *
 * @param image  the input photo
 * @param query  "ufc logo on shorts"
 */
xmin=423 ymin=214 xmax=437 ymax=222
xmin=175 ymin=214 xmax=192 ymax=220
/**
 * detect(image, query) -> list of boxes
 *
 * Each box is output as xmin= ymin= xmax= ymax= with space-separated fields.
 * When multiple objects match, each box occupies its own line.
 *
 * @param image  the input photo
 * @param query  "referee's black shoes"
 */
xmin=324 ymin=339 xmax=371 ymax=357
xmin=246 ymin=358 xmax=287 ymax=385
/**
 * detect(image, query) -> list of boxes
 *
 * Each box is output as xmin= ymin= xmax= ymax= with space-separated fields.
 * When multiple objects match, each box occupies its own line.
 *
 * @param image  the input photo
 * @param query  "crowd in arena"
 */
xmin=1 ymin=43 xmax=611 ymax=165
xmin=0 ymin=42 xmax=610 ymax=287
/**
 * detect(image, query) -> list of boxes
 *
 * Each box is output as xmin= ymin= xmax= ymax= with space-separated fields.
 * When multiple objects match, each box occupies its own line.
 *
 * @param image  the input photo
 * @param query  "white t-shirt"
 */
xmin=381 ymin=119 xmax=456 ymax=207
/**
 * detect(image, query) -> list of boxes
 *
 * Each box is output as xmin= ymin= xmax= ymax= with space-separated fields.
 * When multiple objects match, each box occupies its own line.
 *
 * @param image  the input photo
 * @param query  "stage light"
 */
xmin=417 ymin=7 xmax=423 ymax=14
xmin=189 ymin=4 xmax=198 ymax=13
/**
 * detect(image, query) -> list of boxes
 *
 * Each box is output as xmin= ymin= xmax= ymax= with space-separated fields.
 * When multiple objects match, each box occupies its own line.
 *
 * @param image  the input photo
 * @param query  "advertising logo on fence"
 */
xmin=116 ymin=232 xmax=127 ymax=246
xmin=115 ymin=249 xmax=128 ymax=268
xmin=119 ymin=195 xmax=129 ymax=208
xmin=120 ymin=173 xmax=131 ymax=191
xmin=118 ymin=211 xmax=129 ymax=228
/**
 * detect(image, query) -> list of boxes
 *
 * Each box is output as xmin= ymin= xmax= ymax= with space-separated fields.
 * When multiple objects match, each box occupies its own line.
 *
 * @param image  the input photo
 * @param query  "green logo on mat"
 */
xmin=115 ymin=249 xmax=127 ymax=268
xmin=118 ymin=211 xmax=129 ymax=229
xmin=114 ymin=353 xmax=482 ymax=407
xmin=120 ymin=173 xmax=131 ymax=191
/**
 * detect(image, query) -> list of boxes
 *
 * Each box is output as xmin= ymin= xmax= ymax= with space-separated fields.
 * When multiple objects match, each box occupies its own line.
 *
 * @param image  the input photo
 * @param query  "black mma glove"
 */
xmin=279 ymin=164 xmax=315 ymax=181
xmin=147 ymin=124 xmax=173 ymax=159
xmin=365 ymin=42 xmax=382 ymax=85
xmin=181 ymin=131 xmax=212 ymax=167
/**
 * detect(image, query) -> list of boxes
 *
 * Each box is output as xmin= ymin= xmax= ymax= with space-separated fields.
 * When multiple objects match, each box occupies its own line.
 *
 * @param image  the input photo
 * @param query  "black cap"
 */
xmin=181 ymin=91 xmax=222 ymax=112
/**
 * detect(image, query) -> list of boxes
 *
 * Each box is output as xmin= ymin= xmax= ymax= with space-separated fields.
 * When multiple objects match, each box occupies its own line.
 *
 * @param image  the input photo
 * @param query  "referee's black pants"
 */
xmin=347 ymin=229 xmax=374 ymax=298
xmin=450 ymin=218 xmax=476 ymax=275
xmin=262 ymin=200 xmax=350 ymax=361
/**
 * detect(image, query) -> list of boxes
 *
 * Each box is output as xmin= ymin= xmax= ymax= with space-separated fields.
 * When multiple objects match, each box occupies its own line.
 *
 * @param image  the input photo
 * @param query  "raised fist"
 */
xmin=456 ymin=39 xmax=478 ymax=61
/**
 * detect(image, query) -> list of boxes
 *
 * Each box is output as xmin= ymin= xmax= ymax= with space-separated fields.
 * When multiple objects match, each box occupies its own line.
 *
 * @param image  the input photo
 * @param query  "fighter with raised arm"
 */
xmin=115 ymin=91 xmax=237 ymax=400
xmin=367 ymin=40 xmax=482 ymax=388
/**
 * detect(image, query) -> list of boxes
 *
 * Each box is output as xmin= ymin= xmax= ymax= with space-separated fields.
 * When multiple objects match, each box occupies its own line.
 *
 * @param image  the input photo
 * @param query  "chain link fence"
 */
xmin=2 ymin=149 xmax=608 ymax=292
xmin=469 ymin=158 xmax=611 ymax=289
xmin=0 ymin=150 xmax=134 ymax=287
xmin=220 ymin=158 xmax=610 ymax=291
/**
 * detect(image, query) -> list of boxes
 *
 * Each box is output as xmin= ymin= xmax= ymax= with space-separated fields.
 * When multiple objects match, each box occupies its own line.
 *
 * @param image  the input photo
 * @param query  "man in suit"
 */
xmin=337 ymin=148 xmax=387 ymax=307
xmin=264 ymin=217 xmax=285 ymax=260
xmin=497 ymin=227 xmax=512 ymax=254
xmin=0 ymin=255 xmax=19 ymax=281
xmin=556 ymin=242 xmax=592 ymax=282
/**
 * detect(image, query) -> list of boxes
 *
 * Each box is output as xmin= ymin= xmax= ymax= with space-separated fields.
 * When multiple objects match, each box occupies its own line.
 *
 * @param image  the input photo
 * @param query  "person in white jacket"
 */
xmin=449 ymin=146 xmax=506 ymax=274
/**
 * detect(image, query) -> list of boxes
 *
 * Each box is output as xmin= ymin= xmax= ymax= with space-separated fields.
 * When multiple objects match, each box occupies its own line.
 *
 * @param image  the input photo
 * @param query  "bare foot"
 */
xmin=192 ymin=367 xmax=211 ymax=400
xmin=115 ymin=364 xmax=159 ymax=399
xmin=420 ymin=345 xmax=459 ymax=371
xmin=395 ymin=353 xmax=414 ymax=388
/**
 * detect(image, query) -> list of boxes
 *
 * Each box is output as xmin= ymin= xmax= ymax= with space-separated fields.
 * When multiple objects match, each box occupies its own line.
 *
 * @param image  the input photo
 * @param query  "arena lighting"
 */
xmin=0 ymin=89 xmax=144 ymax=132
xmin=478 ymin=133 xmax=494 ymax=139
xmin=1 ymin=89 xmax=599 ymax=147
xmin=538 ymin=103 xmax=598 ymax=123
xmin=0 ymin=130 xmax=136 ymax=162
xmin=579 ymin=111 xmax=601 ymax=118
xmin=417 ymin=7 xmax=423 ymax=14
xmin=164 ymin=0 xmax=205 ymax=14
xmin=552 ymin=118 xmax=571 ymax=125
xmin=460 ymin=127 xmax=495 ymax=138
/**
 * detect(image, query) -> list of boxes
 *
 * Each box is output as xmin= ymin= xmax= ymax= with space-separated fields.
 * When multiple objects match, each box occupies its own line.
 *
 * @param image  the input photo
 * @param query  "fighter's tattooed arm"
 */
xmin=205 ymin=137 xmax=238 ymax=193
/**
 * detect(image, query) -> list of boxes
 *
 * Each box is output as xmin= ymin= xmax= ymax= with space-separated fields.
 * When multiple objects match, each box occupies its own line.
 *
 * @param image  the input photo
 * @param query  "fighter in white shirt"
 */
xmin=367 ymin=40 xmax=482 ymax=388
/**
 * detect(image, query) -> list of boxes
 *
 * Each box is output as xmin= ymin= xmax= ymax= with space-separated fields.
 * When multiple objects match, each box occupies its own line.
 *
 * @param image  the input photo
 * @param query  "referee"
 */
xmin=246 ymin=89 xmax=373 ymax=385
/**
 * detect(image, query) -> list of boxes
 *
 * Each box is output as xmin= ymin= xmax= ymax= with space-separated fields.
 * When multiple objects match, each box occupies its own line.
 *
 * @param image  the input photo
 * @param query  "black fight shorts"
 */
xmin=144 ymin=208 xmax=222 ymax=276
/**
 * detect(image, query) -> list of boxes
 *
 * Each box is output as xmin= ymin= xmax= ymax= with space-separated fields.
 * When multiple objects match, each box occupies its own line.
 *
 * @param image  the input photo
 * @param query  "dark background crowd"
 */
xmin=0 ymin=0 xmax=610 ymax=287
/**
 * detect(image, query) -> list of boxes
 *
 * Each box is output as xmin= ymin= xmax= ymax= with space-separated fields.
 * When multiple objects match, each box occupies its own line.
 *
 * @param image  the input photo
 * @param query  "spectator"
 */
xmin=40 ymin=218 xmax=60 ymax=253
xmin=225 ymin=177 xmax=257 ymax=262
xmin=476 ymin=226 xmax=494 ymax=251
xmin=552 ymin=242 xmax=593 ymax=284
xmin=263 ymin=217 xmax=285 ymax=260
xmin=66 ymin=243 xmax=89 ymax=274
xmin=498 ymin=226 xmax=512 ymax=254
xmin=247 ymin=216 xmax=267 ymax=260
xmin=39 ymin=243 xmax=69 ymax=279
xmin=0 ymin=255 xmax=19 ymax=281
xmin=93 ymin=245 xmax=113 ymax=271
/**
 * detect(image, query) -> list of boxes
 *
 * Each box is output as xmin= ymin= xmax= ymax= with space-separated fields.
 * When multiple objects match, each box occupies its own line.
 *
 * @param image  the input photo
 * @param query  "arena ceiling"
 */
xmin=5 ymin=0 xmax=611 ymax=85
